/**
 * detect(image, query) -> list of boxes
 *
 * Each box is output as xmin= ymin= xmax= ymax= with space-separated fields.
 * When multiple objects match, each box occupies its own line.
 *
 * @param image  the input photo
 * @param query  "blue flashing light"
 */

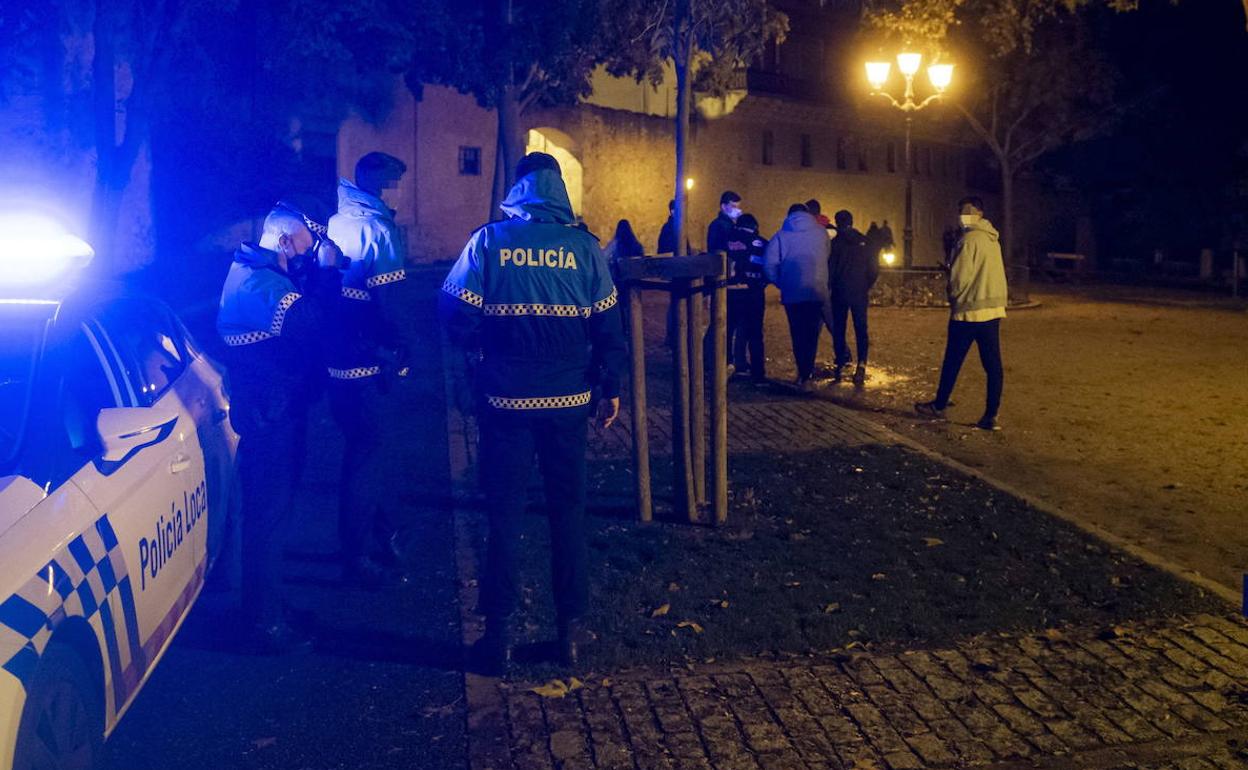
xmin=0 ymin=214 xmax=94 ymax=287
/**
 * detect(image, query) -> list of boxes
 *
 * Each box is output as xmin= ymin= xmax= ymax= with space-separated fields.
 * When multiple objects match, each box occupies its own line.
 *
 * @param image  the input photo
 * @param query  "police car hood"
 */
xmin=336 ymin=178 xmax=395 ymax=222
xmin=500 ymin=170 xmax=575 ymax=224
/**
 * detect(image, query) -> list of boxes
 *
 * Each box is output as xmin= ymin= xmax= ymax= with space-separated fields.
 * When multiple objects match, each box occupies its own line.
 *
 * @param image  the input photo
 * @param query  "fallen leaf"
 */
xmin=252 ymin=737 xmax=277 ymax=750
xmin=1098 ymin=625 xmax=1130 ymax=640
xmin=667 ymin=582 xmax=680 ymax=592
xmin=676 ymin=620 xmax=704 ymax=634
xmin=1042 ymin=628 xmax=1064 ymax=641
xmin=651 ymin=603 xmax=671 ymax=618
xmin=922 ymin=537 xmax=945 ymax=547
xmin=871 ymin=573 xmax=887 ymax=581
xmin=601 ymin=678 xmax=612 ymax=687
xmin=785 ymin=581 xmax=802 ymax=588
xmin=530 ymin=680 xmax=572 ymax=698
xmin=823 ymin=603 xmax=842 ymax=614
xmin=716 ymin=600 xmax=729 ymax=609
xmin=568 ymin=677 xmax=584 ymax=692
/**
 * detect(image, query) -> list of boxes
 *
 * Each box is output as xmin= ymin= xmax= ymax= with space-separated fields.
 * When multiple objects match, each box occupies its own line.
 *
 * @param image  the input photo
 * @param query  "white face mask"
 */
xmin=959 ymin=213 xmax=981 ymax=227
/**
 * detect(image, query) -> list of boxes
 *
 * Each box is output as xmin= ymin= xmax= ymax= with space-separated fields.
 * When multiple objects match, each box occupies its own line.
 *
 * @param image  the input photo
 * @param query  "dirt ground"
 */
xmin=711 ymin=283 xmax=1248 ymax=592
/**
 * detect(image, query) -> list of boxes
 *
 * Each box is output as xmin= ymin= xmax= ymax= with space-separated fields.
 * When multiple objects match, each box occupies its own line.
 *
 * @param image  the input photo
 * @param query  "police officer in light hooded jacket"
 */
xmin=217 ymin=203 xmax=344 ymax=653
xmin=440 ymin=152 xmax=628 ymax=673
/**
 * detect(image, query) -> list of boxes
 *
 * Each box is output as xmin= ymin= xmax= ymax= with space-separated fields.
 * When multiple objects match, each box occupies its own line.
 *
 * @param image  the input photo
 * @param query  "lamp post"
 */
xmin=865 ymin=54 xmax=953 ymax=268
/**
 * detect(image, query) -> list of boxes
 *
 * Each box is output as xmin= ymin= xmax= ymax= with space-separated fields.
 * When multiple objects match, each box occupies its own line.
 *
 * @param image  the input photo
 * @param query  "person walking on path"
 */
xmin=916 ymin=196 xmax=1008 ymax=430
xmin=730 ymin=213 xmax=769 ymax=383
xmin=764 ymin=203 xmax=831 ymax=388
xmin=440 ymin=152 xmax=628 ymax=673
xmin=826 ymin=209 xmax=878 ymax=386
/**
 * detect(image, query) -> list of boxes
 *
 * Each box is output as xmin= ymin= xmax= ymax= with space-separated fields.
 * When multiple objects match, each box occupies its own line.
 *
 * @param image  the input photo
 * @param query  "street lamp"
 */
xmin=864 ymin=52 xmax=954 ymax=268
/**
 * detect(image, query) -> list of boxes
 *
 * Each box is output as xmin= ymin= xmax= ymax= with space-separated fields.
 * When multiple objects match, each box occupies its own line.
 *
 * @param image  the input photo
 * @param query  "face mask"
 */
xmin=959 ymin=214 xmax=981 ymax=227
xmin=726 ymin=205 xmax=743 ymax=221
xmin=286 ymin=237 xmax=321 ymax=279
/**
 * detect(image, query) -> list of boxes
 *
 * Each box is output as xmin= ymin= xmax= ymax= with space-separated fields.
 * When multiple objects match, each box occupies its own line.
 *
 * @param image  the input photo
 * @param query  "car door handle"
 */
xmin=170 ymin=454 xmax=191 ymax=474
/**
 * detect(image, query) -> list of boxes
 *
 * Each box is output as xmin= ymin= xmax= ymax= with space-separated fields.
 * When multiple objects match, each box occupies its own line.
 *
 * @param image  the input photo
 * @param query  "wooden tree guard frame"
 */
xmin=617 ymin=253 xmax=729 ymax=525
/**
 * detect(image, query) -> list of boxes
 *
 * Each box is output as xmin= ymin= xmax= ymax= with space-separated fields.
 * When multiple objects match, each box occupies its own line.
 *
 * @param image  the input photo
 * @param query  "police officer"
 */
xmin=328 ymin=153 xmax=414 ymax=584
xmin=441 ymin=152 xmax=628 ymax=672
xmin=217 ymin=203 xmax=344 ymax=653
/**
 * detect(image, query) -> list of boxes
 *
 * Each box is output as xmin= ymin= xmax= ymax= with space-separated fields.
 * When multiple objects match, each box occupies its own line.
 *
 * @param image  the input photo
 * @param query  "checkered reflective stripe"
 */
xmin=483 ymin=302 xmax=591 ymax=318
xmin=486 ymin=391 xmax=592 ymax=410
xmin=328 ymin=366 xmax=381 ymax=380
xmin=442 ymin=280 xmax=484 ymax=308
xmin=222 ymin=291 xmax=302 ymax=346
xmin=341 ymin=286 xmax=372 ymax=302
xmin=0 ymin=515 xmax=142 ymax=702
xmin=593 ymin=287 xmax=619 ymax=314
xmin=366 ymin=270 xmax=406 ymax=289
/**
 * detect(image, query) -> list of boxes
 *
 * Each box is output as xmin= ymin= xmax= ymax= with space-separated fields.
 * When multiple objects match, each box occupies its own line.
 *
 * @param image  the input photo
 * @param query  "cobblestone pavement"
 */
xmin=469 ymin=614 xmax=1248 ymax=770
xmin=447 ymin=381 xmax=1248 ymax=770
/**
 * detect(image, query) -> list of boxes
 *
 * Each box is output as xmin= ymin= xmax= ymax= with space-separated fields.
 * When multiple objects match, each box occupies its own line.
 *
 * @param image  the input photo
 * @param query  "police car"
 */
xmin=0 ymin=216 xmax=238 ymax=770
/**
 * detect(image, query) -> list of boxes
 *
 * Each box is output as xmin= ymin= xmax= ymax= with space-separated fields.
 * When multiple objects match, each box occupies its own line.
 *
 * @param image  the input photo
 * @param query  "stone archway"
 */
xmin=526 ymin=127 xmax=583 ymax=217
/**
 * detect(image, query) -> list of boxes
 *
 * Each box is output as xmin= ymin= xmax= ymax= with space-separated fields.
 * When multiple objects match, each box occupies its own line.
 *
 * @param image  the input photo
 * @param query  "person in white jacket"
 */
xmin=764 ymin=203 xmax=831 ymax=387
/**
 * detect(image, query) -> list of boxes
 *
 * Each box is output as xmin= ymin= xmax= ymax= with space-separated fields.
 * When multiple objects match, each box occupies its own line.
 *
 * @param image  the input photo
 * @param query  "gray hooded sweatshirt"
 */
xmin=948 ymin=217 xmax=1008 ymax=316
xmin=764 ymin=211 xmax=831 ymax=304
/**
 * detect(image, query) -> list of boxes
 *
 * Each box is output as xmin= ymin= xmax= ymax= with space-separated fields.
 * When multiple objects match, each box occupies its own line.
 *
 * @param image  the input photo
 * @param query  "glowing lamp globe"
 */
xmin=881 ymin=250 xmax=897 ymax=266
xmin=896 ymin=52 xmax=922 ymax=77
xmin=927 ymin=63 xmax=954 ymax=93
xmin=865 ymin=61 xmax=891 ymax=90
xmin=685 ymin=177 xmax=695 ymax=191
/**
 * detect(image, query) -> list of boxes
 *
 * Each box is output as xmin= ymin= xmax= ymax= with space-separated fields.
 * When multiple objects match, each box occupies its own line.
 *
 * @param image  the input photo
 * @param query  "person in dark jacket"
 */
xmin=730 ymin=214 xmax=769 ymax=383
xmin=826 ymin=209 xmax=879 ymax=386
xmin=707 ymin=190 xmax=743 ymax=255
xmin=441 ymin=152 xmax=628 ymax=672
xmin=217 ymin=203 xmax=344 ymax=653
xmin=806 ymin=199 xmax=833 ymax=234
xmin=657 ymin=200 xmax=677 ymax=256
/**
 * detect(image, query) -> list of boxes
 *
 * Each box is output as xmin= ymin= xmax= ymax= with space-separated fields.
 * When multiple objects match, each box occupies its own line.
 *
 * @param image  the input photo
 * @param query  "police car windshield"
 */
xmin=0 ymin=305 xmax=53 ymax=470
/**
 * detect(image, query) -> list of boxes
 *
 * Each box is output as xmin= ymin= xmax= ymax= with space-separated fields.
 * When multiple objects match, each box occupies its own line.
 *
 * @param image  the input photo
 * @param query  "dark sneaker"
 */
xmin=975 ymin=416 xmax=1001 ymax=431
xmin=852 ymin=365 xmax=867 ymax=387
xmin=557 ymin=618 xmax=595 ymax=667
xmin=252 ymin=620 xmax=313 ymax=655
xmin=915 ymin=401 xmax=947 ymax=419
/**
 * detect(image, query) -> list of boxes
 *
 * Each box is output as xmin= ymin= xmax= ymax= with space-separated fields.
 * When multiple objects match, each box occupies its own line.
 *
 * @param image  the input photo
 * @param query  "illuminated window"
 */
xmin=459 ymin=146 xmax=481 ymax=176
xmin=800 ymin=134 xmax=813 ymax=168
xmin=762 ymin=130 xmax=774 ymax=166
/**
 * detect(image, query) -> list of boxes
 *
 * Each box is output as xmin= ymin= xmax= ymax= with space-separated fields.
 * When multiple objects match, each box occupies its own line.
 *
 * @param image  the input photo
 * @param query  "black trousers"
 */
xmin=934 ymin=318 xmax=1004 ymax=419
xmin=783 ymin=301 xmax=825 ymax=381
xmin=238 ymin=414 xmax=307 ymax=626
xmin=330 ymin=377 xmax=401 ymax=566
xmin=735 ymin=285 xmax=767 ymax=379
xmin=826 ymin=294 xmax=869 ymax=365
xmin=479 ymin=404 xmax=590 ymax=627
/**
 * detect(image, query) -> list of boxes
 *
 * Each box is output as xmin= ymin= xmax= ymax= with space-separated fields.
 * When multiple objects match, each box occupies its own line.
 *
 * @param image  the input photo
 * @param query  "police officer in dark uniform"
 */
xmin=328 ymin=158 xmax=415 ymax=586
xmin=217 ymin=203 xmax=344 ymax=653
xmin=441 ymin=152 xmax=628 ymax=672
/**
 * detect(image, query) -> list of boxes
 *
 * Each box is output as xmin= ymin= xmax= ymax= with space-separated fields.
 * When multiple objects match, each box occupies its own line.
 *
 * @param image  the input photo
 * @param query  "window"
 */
xmin=459 ymin=146 xmax=482 ymax=176
xmin=762 ymin=130 xmax=775 ymax=166
xmin=96 ymin=300 xmax=186 ymax=407
xmin=836 ymin=137 xmax=849 ymax=171
xmin=858 ymin=145 xmax=869 ymax=172
xmin=922 ymin=146 xmax=933 ymax=176
xmin=800 ymin=134 xmax=813 ymax=168
xmin=886 ymin=142 xmax=897 ymax=173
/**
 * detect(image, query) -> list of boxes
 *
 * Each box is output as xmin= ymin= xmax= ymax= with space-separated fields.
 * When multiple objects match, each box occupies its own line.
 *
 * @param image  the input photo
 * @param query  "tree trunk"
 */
xmin=490 ymin=87 xmax=526 ymax=220
xmin=673 ymin=0 xmax=691 ymax=259
xmin=999 ymin=158 xmax=1028 ymax=303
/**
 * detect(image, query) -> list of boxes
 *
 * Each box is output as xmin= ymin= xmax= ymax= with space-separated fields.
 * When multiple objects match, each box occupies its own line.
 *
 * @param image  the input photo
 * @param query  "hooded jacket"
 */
xmin=328 ymin=179 xmax=413 ymax=361
xmin=439 ymin=169 xmax=628 ymax=410
xmin=763 ymin=211 xmax=831 ymax=304
xmin=948 ymin=217 xmax=1008 ymax=316
xmin=828 ymin=226 xmax=878 ymax=301
xmin=216 ymin=243 xmax=340 ymax=433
